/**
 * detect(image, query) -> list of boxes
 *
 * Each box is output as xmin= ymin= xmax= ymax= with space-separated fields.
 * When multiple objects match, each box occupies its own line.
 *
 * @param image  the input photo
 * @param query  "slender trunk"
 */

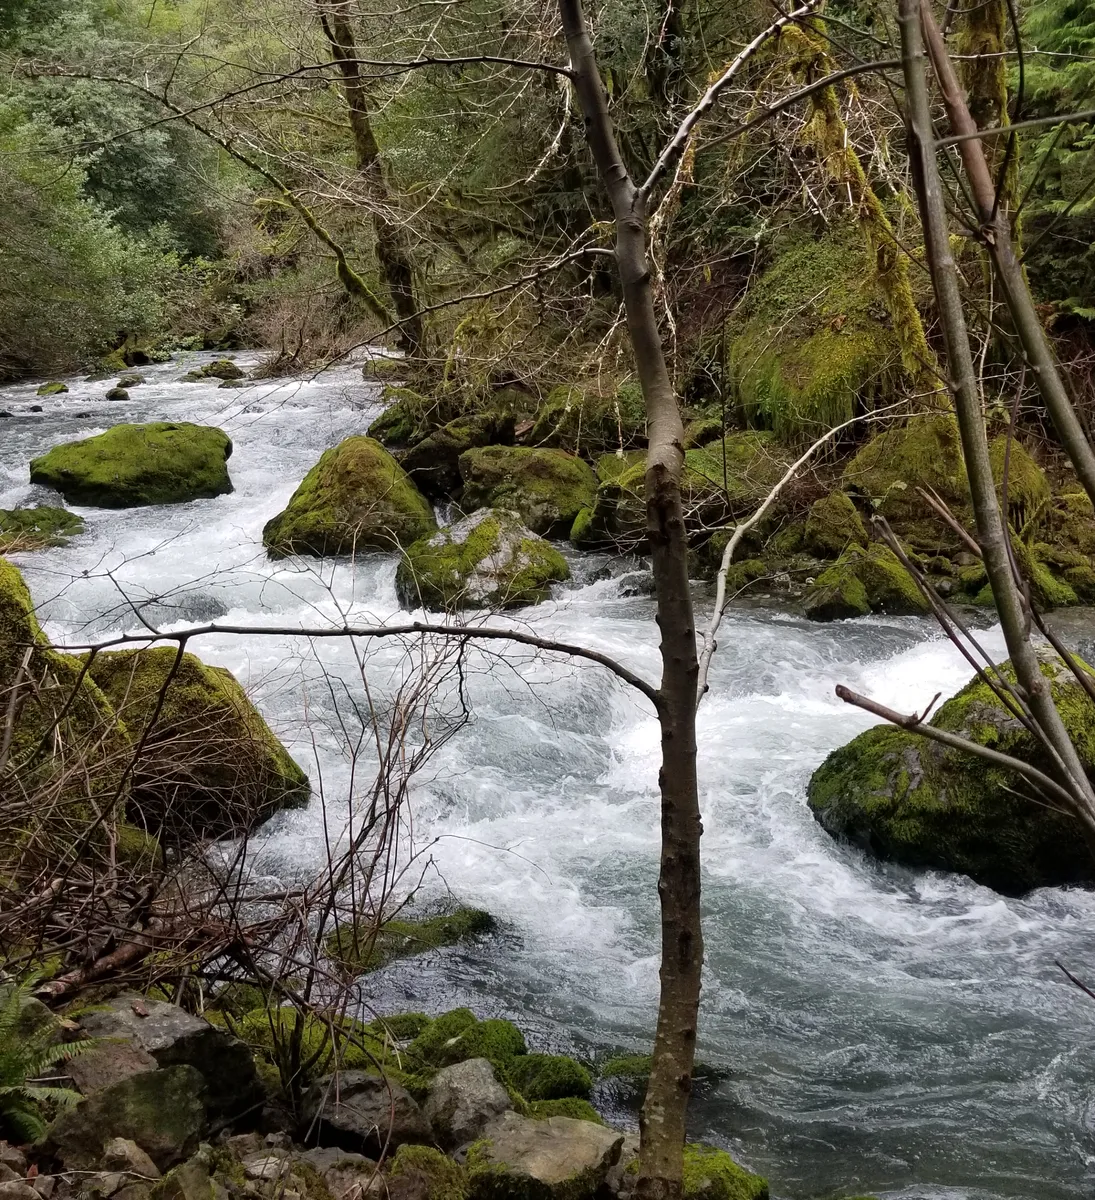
xmin=918 ymin=2 xmax=1095 ymax=513
xmin=559 ymin=2 xmax=702 ymax=1195
xmin=899 ymin=0 xmax=1095 ymax=827
xmin=319 ymin=2 xmax=423 ymax=356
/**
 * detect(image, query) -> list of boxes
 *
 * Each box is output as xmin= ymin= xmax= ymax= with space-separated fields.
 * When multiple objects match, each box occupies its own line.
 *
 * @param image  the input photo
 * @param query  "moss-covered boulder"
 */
xmin=263 ymin=436 xmax=436 ymax=558
xmin=802 ymin=543 xmax=927 ymax=620
xmin=680 ymin=1144 xmax=768 ymax=1200
xmin=0 ymin=506 xmax=85 ymax=553
xmin=530 ymin=383 xmax=646 ymax=455
xmin=803 ymin=491 xmax=867 ymax=558
xmin=389 ymin=1145 xmax=469 ymax=1200
xmin=182 ymin=358 xmax=243 ymax=382
xmin=37 ymin=381 xmax=68 ymax=396
xmin=952 ymin=537 xmax=1078 ymax=610
xmin=507 ymin=1055 xmax=591 ymax=1102
xmin=727 ymin=228 xmax=904 ymax=440
xmin=86 ymin=646 xmax=309 ymax=839
xmin=399 ymin=414 xmax=517 ymax=499
xmin=808 ymin=653 xmax=1095 ymax=893
xmin=117 ymin=374 xmax=146 ymax=389
xmin=396 ymin=509 xmax=569 ymax=611
xmin=325 ymin=906 xmax=496 ymax=975
xmin=30 ymin=423 xmax=233 ymax=508
xmin=409 ymin=1008 xmax=526 ymax=1075
xmin=105 ymin=386 xmax=130 ymax=402
xmin=459 ymin=447 xmax=596 ymax=538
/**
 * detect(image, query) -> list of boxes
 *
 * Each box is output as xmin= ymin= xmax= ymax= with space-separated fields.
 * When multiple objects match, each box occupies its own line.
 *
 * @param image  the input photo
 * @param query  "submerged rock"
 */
xmin=263 ymin=436 xmax=436 ymax=558
xmin=86 ymin=646 xmax=309 ymax=838
xmin=396 ymin=509 xmax=568 ymax=611
xmin=458 ymin=447 xmax=596 ymax=538
xmin=182 ymin=358 xmax=244 ymax=382
xmin=808 ymin=653 xmax=1095 ymax=893
xmin=29 ymin=422 xmax=233 ymax=507
xmin=802 ymin=543 xmax=927 ymax=621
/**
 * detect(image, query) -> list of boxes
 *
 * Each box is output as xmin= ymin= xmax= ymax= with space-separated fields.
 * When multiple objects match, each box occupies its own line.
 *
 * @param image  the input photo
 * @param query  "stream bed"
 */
xmin=2 ymin=354 xmax=1094 ymax=1200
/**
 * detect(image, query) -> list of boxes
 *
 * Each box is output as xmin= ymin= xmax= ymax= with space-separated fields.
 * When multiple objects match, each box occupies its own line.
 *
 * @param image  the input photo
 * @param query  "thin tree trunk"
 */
xmin=898 ymin=0 xmax=1095 ymax=828
xmin=918 ymin=1 xmax=1095 ymax=513
xmin=559 ymin=2 xmax=702 ymax=1196
xmin=319 ymin=1 xmax=423 ymax=356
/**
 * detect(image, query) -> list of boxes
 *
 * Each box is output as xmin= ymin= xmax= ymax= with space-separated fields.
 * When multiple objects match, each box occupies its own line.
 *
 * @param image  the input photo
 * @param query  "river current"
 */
xmin=2 ymin=354 xmax=1094 ymax=1200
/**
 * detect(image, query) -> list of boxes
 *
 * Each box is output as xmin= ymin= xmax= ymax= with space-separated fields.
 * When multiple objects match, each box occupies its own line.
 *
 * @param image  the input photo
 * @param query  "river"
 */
xmin=2 ymin=354 xmax=1093 ymax=1200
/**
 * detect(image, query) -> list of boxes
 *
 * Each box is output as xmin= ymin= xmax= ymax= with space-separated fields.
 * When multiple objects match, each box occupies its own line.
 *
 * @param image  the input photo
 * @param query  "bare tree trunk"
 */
xmin=918 ymin=1 xmax=1095 ymax=512
xmin=319 ymin=1 xmax=423 ymax=357
xmin=559 ymin=2 xmax=701 ymax=1196
xmin=898 ymin=0 xmax=1095 ymax=823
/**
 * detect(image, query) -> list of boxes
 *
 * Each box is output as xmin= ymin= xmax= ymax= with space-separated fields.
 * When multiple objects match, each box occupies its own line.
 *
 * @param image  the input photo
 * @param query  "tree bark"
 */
xmin=559 ymin=2 xmax=702 ymax=1196
xmin=319 ymin=1 xmax=423 ymax=357
xmin=898 ymin=0 xmax=1095 ymax=831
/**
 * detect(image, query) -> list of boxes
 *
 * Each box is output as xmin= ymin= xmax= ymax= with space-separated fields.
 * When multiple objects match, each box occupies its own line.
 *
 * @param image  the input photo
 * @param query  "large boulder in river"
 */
xmin=86 ymin=646 xmax=309 ymax=839
xmin=802 ymin=543 xmax=928 ymax=621
xmin=396 ymin=508 xmax=569 ymax=611
xmin=263 ymin=436 xmax=436 ymax=558
xmin=807 ymin=652 xmax=1095 ymax=894
xmin=398 ymin=412 xmax=516 ymax=499
xmin=29 ymin=422 xmax=233 ymax=507
xmin=458 ymin=446 xmax=596 ymax=538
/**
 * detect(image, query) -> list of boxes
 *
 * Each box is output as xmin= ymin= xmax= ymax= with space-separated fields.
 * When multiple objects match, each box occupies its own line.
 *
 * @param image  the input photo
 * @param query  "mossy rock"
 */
xmin=232 ymin=1005 xmax=395 ymax=1081
xmin=408 ymin=1008 xmax=526 ymax=1074
xmin=263 ymin=436 xmax=436 ymax=558
xmin=681 ymin=1144 xmax=768 ymax=1200
xmin=988 ymin=436 xmax=1050 ymax=532
xmin=37 ymin=382 xmax=68 ymax=397
xmin=370 ymin=386 xmax=453 ymax=449
xmin=396 ymin=508 xmax=569 ymax=611
xmin=86 ymin=646 xmax=309 ymax=839
xmin=1 ymin=557 xmax=132 ymax=831
xmin=507 ymin=1055 xmax=592 ymax=1102
xmin=458 ymin=447 xmax=596 ymax=538
xmin=803 ymin=491 xmax=867 ymax=558
xmin=802 ymin=543 xmax=928 ymax=621
xmin=594 ymin=451 xmax=646 ymax=485
xmin=0 ymin=506 xmax=85 ymax=553
xmin=528 ymin=1099 xmax=602 ymax=1124
xmin=325 ymin=907 xmax=496 ymax=975
xmin=954 ymin=538 xmax=1078 ymax=610
xmin=808 ymin=652 xmax=1095 ymax=893
xmin=530 ymin=383 xmax=646 ymax=455
xmin=1045 ymin=491 xmax=1095 ymax=557
xmin=727 ymin=227 xmax=904 ymax=441
xmin=399 ymin=414 xmax=517 ymax=499
xmin=105 ymin=387 xmax=130 ymax=402
xmin=85 ymin=350 xmax=128 ymax=381
xmin=117 ymin=374 xmax=146 ymax=389
xmin=183 ymin=358 xmax=243 ymax=382
xmin=30 ymin=423 xmax=233 ymax=508
xmin=683 ymin=417 xmax=724 ymax=449
xmin=390 ymin=1145 xmax=469 ymax=1200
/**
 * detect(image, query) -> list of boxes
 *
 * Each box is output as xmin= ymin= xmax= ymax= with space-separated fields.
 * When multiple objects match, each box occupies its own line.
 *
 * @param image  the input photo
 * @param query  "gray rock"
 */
xmin=602 ymin=1132 xmax=639 ymax=1200
xmin=112 ymin=1187 xmax=150 ymax=1200
xmin=300 ymin=1072 xmax=430 ymax=1157
xmin=101 ymin=1139 xmax=161 ymax=1180
xmin=0 ymin=1169 xmax=19 ymax=1185
xmin=147 ymin=1151 xmax=227 ymax=1200
xmin=0 ymin=1183 xmax=39 ymax=1200
xmin=77 ymin=994 xmax=262 ymax=1124
xmin=31 ymin=1178 xmax=54 ymax=1200
xmin=105 ymin=388 xmax=130 ymax=402
xmin=295 ymin=1148 xmax=372 ymax=1174
xmin=0 ymin=1146 xmax=26 ymax=1174
xmin=68 ymin=1043 xmax=158 ymax=1095
xmin=40 ymin=1064 xmax=206 ymax=1172
xmin=424 ymin=1058 xmax=512 ymax=1149
xmin=467 ymin=1112 xmax=623 ymax=1200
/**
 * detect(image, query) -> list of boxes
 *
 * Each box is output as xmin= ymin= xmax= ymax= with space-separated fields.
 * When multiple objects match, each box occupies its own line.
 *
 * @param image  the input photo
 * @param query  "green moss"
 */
xmin=594 ymin=451 xmax=646 ymax=485
xmin=396 ymin=510 xmax=568 ymax=611
xmin=530 ymin=383 xmax=646 ymax=455
xmin=458 ymin=447 xmax=597 ymax=538
xmin=684 ymin=417 xmax=724 ymax=449
xmin=400 ymin=414 xmax=516 ymax=499
xmin=369 ymin=387 xmax=432 ymax=448
xmin=507 ymin=1055 xmax=592 ymax=1101
xmin=30 ymin=423 xmax=233 ymax=508
xmin=86 ymin=646 xmax=309 ymax=837
xmin=368 ymin=1012 xmax=433 ymax=1041
xmin=114 ymin=822 xmax=162 ymax=870
xmin=391 ymin=1145 xmax=468 ymax=1200
xmin=599 ymin=1054 xmax=651 ymax=1084
xmin=1046 ymin=492 xmax=1095 ymax=557
xmin=36 ymin=382 xmax=68 ymax=396
xmin=325 ymin=908 xmax=496 ymax=975
xmin=988 ymin=436 xmax=1050 ymax=532
xmin=727 ymin=227 xmax=904 ymax=441
xmin=808 ymin=652 xmax=1095 ymax=893
xmin=117 ymin=374 xmax=145 ymax=389
xmin=803 ymin=492 xmax=867 ymax=558
xmin=234 ymin=1005 xmax=390 ymax=1078
xmin=956 ymin=539 xmax=1078 ymax=610
xmin=0 ymin=506 xmax=85 ymax=553
xmin=527 ymin=1099 xmax=603 ymax=1124
xmin=263 ymin=436 xmax=436 ymax=558
xmin=681 ymin=1145 xmax=768 ymax=1200
xmin=408 ymin=1008 xmax=526 ymax=1073
xmin=803 ymin=544 xmax=927 ymax=621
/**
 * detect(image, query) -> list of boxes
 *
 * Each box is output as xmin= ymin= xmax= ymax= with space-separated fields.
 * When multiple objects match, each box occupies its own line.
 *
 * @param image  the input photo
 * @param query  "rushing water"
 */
xmin=3 ymin=355 xmax=1095 ymax=1200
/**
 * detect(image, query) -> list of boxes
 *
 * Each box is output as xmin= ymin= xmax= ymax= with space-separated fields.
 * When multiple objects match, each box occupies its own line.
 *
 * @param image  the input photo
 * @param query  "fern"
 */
xmin=0 ymin=976 xmax=90 ymax=1142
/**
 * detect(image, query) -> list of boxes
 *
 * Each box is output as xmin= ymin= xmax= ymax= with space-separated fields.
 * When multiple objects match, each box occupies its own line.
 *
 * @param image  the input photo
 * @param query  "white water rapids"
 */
xmin=2 ymin=354 xmax=1095 ymax=1200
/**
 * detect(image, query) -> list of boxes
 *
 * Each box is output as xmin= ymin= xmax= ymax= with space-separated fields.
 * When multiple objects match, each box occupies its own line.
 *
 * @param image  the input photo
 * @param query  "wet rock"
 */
xmin=459 ymin=446 xmax=596 ymax=539
xmin=28 ymin=405 xmax=42 ymax=413
xmin=37 ymin=382 xmax=68 ymax=397
xmin=424 ymin=1059 xmax=512 ymax=1150
xmin=398 ymin=413 xmax=515 ymax=499
xmin=117 ymin=376 xmax=146 ymax=389
xmin=300 ymin=1072 xmax=431 ymax=1157
xmin=802 ymin=544 xmax=927 ymax=621
xmin=680 ymin=1144 xmax=767 ymax=1200
xmin=105 ymin=388 xmax=130 ymax=402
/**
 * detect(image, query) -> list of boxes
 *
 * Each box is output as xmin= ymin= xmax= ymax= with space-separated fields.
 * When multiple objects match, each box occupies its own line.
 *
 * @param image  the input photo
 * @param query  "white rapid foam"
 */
xmin=4 ymin=355 xmax=1095 ymax=1200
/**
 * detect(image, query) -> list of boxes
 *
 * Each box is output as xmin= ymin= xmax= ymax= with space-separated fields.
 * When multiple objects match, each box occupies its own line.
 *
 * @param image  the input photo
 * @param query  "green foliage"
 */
xmin=0 ymin=976 xmax=88 ymax=1141
xmin=325 ymin=908 xmax=496 ymax=975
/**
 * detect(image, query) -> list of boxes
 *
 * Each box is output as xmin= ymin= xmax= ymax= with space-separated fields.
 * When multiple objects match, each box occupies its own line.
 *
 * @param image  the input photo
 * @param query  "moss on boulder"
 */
xmin=30 ymin=423 xmax=233 ymax=508
xmin=808 ymin=652 xmax=1095 ymax=893
xmin=681 ymin=1144 xmax=768 ymax=1200
xmin=803 ymin=543 xmax=927 ymax=621
xmin=399 ymin=414 xmax=517 ymax=499
xmin=0 ymin=506 xmax=85 ymax=553
xmin=459 ymin=447 xmax=596 ymax=538
xmin=263 ymin=436 xmax=436 ymax=558
xmin=409 ymin=1009 xmax=526 ymax=1075
xmin=528 ymin=1099 xmax=602 ymax=1124
xmin=530 ymin=383 xmax=646 ymax=455
xmin=37 ymin=382 xmax=68 ymax=397
xmin=390 ymin=1145 xmax=469 ymax=1200
xmin=86 ymin=646 xmax=309 ymax=838
xmin=804 ymin=491 xmax=867 ymax=558
xmin=182 ymin=358 xmax=244 ymax=382
xmin=507 ymin=1056 xmax=591 ymax=1102
xmin=397 ymin=509 xmax=568 ymax=611
xmin=325 ymin=907 xmax=496 ymax=975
